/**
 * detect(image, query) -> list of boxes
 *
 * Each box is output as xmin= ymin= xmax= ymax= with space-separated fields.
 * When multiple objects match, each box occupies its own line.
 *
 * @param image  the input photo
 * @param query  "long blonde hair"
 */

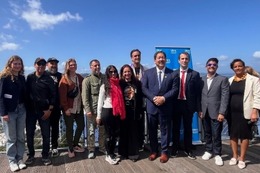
xmin=63 ymin=58 xmax=77 ymax=85
xmin=0 ymin=55 xmax=24 ymax=80
xmin=245 ymin=66 xmax=260 ymax=78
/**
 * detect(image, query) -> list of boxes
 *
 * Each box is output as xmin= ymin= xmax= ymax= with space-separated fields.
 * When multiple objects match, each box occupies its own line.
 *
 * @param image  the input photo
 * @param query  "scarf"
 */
xmin=110 ymin=78 xmax=126 ymax=120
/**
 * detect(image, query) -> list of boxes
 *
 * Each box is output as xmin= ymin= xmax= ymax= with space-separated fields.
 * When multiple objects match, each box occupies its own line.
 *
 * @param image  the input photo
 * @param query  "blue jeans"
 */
xmin=203 ymin=113 xmax=223 ymax=155
xmin=26 ymin=111 xmax=50 ymax=159
xmin=2 ymin=104 xmax=26 ymax=164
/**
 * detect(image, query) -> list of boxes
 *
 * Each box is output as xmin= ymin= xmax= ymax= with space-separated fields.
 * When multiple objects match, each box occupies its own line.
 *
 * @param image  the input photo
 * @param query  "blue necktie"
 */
xmin=158 ymin=71 xmax=162 ymax=88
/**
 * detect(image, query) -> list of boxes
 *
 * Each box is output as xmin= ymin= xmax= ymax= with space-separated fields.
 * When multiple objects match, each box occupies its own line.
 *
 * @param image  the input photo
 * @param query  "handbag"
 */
xmin=67 ymin=77 xmax=79 ymax=98
xmin=67 ymin=86 xmax=79 ymax=98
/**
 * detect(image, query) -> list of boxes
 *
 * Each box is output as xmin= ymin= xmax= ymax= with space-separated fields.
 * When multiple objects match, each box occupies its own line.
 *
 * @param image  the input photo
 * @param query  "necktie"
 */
xmin=180 ymin=70 xmax=185 ymax=99
xmin=158 ymin=71 xmax=162 ymax=89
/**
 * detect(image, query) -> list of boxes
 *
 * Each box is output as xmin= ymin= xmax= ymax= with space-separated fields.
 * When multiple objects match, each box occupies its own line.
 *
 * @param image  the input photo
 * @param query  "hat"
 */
xmin=47 ymin=57 xmax=59 ymax=63
xmin=34 ymin=58 xmax=46 ymax=65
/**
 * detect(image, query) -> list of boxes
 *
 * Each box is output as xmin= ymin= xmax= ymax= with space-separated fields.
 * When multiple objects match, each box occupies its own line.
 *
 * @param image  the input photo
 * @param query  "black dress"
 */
xmin=118 ymin=79 xmax=143 ymax=160
xmin=230 ymin=79 xmax=252 ymax=139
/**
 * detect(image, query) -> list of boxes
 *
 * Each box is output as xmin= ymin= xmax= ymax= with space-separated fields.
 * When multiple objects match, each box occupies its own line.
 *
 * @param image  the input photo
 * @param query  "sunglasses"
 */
xmin=207 ymin=63 xmax=217 ymax=67
xmin=37 ymin=62 xmax=46 ymax=66
xmin=109 ymin=70 xmax=117 ymax=74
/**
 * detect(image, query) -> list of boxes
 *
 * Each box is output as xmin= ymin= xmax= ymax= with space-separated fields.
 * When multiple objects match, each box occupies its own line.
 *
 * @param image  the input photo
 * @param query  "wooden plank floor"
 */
xmin=0 ymin=139 xmax=260 ymax=173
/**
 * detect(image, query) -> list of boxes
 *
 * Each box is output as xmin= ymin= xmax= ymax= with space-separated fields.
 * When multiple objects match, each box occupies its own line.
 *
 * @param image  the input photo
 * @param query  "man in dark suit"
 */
xmin=199 ymin=58 xmax=229 ymax=166
xmin=142 ymin=51 xmax=178 ymax=163
xmin=171 ymin=52 xmax=201 ymax=160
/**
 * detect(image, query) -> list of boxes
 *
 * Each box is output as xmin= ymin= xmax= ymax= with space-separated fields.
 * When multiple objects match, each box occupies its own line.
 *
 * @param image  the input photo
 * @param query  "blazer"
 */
xmin=229 ymin=74 xmax=260 ymax=119
xmin=141 ymin=67 xmax=179 ymax=115
xmin=175 ymin=68 xmax=201 ymax=113
xmin=200 ymin=74 xmax=230 ymax=119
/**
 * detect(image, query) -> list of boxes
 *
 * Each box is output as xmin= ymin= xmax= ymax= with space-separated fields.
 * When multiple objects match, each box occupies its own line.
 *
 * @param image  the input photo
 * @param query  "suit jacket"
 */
xmin=175 ymin=68 xmax=201 ymax=113
xmin=141 ymin=67 xmax=179 ymax=115
xmin=200 ymin=73 xmax=230 ymax=119
xmin=229 ymin=74 xmax=260 ymax=119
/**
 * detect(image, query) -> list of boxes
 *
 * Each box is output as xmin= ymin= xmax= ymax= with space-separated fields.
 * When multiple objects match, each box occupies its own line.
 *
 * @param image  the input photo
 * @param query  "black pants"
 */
xmin=49 ymin=107 xmax=61 ymax=149
xmin=172 ymin=100 xmax=193 ymax=152
xmin=101 ymin=108 xmax=120 ymax=156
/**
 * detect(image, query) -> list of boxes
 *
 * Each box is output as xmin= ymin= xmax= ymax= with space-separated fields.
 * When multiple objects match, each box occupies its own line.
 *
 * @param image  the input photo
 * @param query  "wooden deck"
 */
xmin=0 ymin=139 xmax=260 ymax=173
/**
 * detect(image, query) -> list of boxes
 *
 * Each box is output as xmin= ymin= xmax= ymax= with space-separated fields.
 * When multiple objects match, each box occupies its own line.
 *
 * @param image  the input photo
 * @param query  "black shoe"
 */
xmin=171 ymin=149 xmax=178 ymax=158
xmin=42 ymin=158 xmax=52 ymax=166
xmin=184 ymin=151 xmax=196 ymax=160
xmin=25 ymin=156 xmax=35 ymax=165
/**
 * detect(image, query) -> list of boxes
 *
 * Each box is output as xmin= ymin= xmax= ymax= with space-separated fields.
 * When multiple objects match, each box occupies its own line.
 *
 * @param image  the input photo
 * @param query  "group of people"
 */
xmin=0 ymin=49 xmax=259 ymax=172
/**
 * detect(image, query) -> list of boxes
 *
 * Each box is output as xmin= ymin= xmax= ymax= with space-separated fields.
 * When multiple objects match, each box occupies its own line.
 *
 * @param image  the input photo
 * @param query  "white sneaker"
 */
xmin=238 ymin=161 xmax=246 ymax=169
xmin=229 ymin=158 xmax=238 ymax=166
xmin=10 ymin=162 xmax=19 ymax=172
xmin=18 ymin=160 xmax=27 ymax=169
xmin=202 ymin=152 xmax=212 ymax=160
xmin=105 ymin=155 xmax=118 ymax=165
xmin=214 ymin=155 xmax=224 ymax=166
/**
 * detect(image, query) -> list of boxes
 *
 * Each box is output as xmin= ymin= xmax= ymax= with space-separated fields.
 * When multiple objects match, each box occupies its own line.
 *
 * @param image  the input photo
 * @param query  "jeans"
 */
xmin=26 ymin=111 xmax=50 ymax=159
xmin=203 ymin=113 xmax=223 ymax=155
xmin=2 ymin=104 xmax=26 ymax=164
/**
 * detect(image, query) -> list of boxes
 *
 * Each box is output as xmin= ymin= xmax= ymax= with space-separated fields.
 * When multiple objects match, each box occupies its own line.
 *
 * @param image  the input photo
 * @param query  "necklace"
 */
xmin=234 ymin=74 xmax=247 ymax=82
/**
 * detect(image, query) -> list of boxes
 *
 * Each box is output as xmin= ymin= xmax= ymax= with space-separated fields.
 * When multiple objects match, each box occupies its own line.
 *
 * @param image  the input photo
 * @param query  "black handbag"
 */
xmin=67 ymin=86 xmax=79 ymax=98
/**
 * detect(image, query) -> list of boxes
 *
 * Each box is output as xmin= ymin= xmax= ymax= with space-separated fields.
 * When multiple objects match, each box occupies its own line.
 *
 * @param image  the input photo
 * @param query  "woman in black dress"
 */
xmin=228 ymin=59 xmax=260 ymax=169
xmin=118 ymin=64 xmax=143 ymax=162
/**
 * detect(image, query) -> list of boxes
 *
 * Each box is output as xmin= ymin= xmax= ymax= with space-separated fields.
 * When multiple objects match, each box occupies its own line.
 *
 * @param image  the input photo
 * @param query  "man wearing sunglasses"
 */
xmin=199 ymin=58 xmax=229 ymax=166
xmin=25 ymin=58 xmax=56 ymax=166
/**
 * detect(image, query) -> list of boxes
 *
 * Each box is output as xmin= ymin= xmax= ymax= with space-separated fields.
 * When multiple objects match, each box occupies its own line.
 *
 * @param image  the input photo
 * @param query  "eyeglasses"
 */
xmin=37 ymin=62 xmax=46 ymax=66
xmin=109 ymin=70 xmax=117 ymax=74
xmin=134 ymin=54 xmax=140 ymax=57
xmin=207 ymin=63 xmax=217 ymax=67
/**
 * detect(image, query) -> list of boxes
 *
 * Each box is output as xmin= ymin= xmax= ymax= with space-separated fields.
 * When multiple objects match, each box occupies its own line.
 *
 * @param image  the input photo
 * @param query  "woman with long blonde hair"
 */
xmin=0 ymin=55 xmax=27 ymax=171
xmin=59 ymin=58 xmax=85 ymax=158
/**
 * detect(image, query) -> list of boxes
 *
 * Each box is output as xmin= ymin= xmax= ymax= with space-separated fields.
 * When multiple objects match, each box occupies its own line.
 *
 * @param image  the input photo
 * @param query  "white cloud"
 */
xmin=3 ymin=19 xmax=15 ymax=29
xmin=20 ymin=0 xmax=82 ymax=30
xmin=0 ymin=42 xmax=20 ymax=52
xmin=253 ymin=51 xmax=260 ymax=58
xmin=218 ymin=55 xmax=229 ymax=61
xmin=0 ymin=33 xmax=14 ymax=41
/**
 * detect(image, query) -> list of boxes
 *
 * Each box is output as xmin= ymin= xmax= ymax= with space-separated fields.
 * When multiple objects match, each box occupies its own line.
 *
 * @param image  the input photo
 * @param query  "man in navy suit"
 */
xmin=142 ymin=51 xmax=178 ymax=163
xmin=171 ymin=52 xmax=201 ymax=160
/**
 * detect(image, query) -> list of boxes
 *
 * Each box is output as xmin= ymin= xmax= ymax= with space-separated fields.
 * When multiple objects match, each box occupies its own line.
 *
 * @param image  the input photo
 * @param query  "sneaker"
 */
xmin=42 ymin=158 xmax=52 ymax=166
xmin=74 ymin=145 xmax=85 ymax=153
xmin=105 ymin=155 xmax=118 ymax=165
xmin=111 ymin=154 xmax=121 ymax=162
xmin=238 ymin=160 xmax=246 ymax=169
xmin=214 ymin=155 xmax=224 ymax=166
xmin=68 ymin=149 xmax=75 ymax=158
xmin=202 ymin=151 xmax=212 ymax=160
xmin=17 ymin=160 xmax=27 ymax=169
xmin=229 ymin=158 xmax=238 ymax=166
xmin=88 ymin=151 xmax=95 ymax=159
xmin=9 ymin=162 xmax=19 ymax=172
xmin=171 ymin=149 xmax=178 ymax=158
xmin=184 ymin=151 xmax=196 ymax=160
xmin=52 ymin=149 xmax=59 ymax=157
xmin=25 ymin=156 xmax=35 ymax=165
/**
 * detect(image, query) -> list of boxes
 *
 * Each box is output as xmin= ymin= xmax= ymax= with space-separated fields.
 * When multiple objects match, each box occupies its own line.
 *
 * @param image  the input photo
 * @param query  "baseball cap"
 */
xmin=34 ymin=58 xmax=46 ymax=65
xmin=47 ymin=57 xmax=59 ymax=63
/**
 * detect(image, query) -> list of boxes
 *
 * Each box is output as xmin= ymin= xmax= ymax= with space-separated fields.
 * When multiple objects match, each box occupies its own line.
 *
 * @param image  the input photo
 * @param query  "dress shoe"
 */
xmin=148 ymin=153 xmax=157 ymax=161
xmin=160 ymin=153 xmax=169 ymax=163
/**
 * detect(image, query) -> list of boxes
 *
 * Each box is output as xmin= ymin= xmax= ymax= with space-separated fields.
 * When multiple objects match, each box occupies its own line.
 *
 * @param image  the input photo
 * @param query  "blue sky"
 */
xmin=0 ymin=0 xmax=260 ymax=75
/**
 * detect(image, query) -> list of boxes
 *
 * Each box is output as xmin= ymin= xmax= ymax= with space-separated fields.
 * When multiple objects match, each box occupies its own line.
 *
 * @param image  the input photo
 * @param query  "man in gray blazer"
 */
xmin=199 ymin=58 xmax=229 ymax=166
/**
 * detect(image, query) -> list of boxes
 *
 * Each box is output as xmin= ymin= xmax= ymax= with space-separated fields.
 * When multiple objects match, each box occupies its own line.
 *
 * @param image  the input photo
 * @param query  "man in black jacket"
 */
xmin=46 ymin=57 xmax=62 ymax=157
xmin=25 ymin=58 xmax=56 ymax=166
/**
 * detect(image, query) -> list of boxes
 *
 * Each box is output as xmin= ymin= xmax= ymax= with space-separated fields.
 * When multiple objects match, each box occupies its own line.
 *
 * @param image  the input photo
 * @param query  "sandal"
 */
xmin=229 ymin=158 xmax=238 ymax=166
xmin=238 ymin=160 xmax=246 ymax=169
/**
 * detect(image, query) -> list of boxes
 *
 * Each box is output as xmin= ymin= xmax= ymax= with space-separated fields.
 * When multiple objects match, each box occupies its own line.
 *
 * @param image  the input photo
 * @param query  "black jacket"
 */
xmin=0 ymin=75 xmax=26 ymax=115
xmin=26 ymin=71 xmax=56 ymax=114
